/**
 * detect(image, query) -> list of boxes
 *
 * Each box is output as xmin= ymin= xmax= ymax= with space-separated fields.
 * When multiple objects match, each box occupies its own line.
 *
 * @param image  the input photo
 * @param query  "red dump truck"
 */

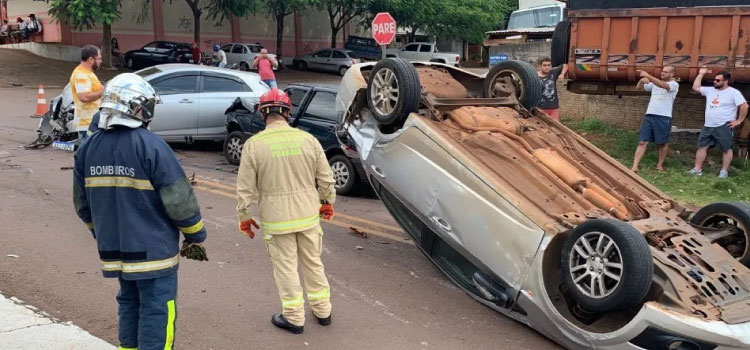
xmin=552 ymin=0 xmax=750 ymax=97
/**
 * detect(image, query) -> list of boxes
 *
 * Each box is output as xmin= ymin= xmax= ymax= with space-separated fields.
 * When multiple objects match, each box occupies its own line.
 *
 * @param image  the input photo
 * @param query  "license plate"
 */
xmin=52 ymin=141 xmax=75 ymax=152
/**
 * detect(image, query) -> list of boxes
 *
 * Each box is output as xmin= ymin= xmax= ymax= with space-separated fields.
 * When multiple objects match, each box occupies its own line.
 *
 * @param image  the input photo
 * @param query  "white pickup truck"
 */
xmin=386 ymin=42 xmax=460 ymax=66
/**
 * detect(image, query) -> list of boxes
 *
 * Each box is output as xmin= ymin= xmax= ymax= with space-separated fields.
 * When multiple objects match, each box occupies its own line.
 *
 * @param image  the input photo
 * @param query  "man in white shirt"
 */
xmin=688 ymin=68 xmax=748 ymax=178
xmin=631 ymin=66 xmax=679 ymax=172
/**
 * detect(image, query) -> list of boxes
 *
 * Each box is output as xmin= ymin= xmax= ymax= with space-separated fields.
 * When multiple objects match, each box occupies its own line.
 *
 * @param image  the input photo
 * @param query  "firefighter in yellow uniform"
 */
xmin=236 ymin=88 xmax=336 ymax=334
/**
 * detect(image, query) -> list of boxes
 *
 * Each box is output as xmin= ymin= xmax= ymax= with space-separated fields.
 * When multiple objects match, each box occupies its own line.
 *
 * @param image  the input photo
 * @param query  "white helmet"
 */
xmin=99 ymin=73 xmax=160 ymax=129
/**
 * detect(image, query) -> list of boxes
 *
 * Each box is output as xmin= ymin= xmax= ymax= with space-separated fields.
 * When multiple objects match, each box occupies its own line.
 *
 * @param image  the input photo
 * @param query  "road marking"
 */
xmin=193 ymin=178 xmax=236 ymax=192
xmin=336 ymin=213 xmax=403 ymax=232
xmin=192 ymin=180 xmax=411 ymax=245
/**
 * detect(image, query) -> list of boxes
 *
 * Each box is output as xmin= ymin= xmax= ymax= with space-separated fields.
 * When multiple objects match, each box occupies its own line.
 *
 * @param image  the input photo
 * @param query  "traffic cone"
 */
xmin=33 ymin=84 xmax=48 ymax=118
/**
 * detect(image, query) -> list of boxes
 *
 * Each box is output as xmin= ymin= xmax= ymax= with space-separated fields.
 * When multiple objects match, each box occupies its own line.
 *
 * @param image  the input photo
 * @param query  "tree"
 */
xmin=315 ymin=0 xmax=371 ymax=48
xmin=47 ymin=0 xmax=121 ymax=68
xmin=258 ymin=0 xmax=309 ymax=58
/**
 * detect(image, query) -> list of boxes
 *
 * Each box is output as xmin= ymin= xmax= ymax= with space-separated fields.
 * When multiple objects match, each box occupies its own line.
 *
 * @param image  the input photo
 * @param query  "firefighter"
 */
xmin=73 ymin=73 xmax=209 ymax=350
xmin=236 ymin=88 xmax=336 ymax=334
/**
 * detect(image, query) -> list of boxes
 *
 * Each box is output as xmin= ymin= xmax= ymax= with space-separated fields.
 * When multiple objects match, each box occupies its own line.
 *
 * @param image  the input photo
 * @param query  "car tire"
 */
xmin=551 ymin=19 xmax=571 ymax=67
xmin=561 ymin=219 xmax=653 ymax=313
xmin=366 ymin=58 xmax=421 ymax=130
xmin=126 ymin=57 xmax=135 ymax=69
xmin=483 ymin=60 xmax=543 ymax=110
xmin=329 ymin=155 xmax=357 ymax=195
xmin=224 ymin=131 xmax=248 ymax=165
xmin=339 ymin=66 xmax=348 ymax=76
xmin=691 ymin=202 xmax=750 ymax=266
xmin=240 ymin=62 xmax=250 ymax=71
xmin=296 ymin=61 xmax=307 ymax=71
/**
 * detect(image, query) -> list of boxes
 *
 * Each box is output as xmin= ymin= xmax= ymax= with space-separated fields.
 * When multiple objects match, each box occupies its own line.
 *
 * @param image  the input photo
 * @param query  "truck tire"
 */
xmin=366 ymin=58 xmax=421 ymax=130
xmin=691 ymin=202 xmax=750 ymax=267
xmin=483 ymin=60 xmax=543 ymax=110
xmin=551 ymin=19 xmax=570 ymax=67
xmin=561 ymin=219 xmax=653 ymax=313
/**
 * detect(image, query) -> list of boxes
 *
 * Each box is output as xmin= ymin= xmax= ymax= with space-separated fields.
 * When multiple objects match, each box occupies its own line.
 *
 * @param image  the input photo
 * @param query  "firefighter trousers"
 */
xmin=265 ymin=225 xmax=331 ymax=326
xmin=116 ymin=272 xmax=178 ymax=350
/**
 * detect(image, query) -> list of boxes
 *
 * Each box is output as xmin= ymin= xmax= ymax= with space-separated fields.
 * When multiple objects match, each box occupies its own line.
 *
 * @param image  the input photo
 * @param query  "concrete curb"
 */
xmin=0 ymin=291 xmax=115 ymax=349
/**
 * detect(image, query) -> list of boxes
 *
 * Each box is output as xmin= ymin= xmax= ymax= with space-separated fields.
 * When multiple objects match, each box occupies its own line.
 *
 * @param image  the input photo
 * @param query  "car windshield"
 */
xmin=507 ymin=6 xmax=562 ymax=29
xmin=135 ymin=67 xmax=163 ymax=79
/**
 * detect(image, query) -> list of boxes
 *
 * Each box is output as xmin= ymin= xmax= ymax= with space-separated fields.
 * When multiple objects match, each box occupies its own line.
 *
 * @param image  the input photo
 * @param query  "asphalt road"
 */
xmin=0 ymin=82 xmax=560 ymax=349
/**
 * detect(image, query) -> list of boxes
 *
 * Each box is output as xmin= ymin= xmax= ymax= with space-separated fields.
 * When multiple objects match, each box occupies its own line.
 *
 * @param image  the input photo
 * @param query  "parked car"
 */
xmin=134 ymin=64 xmax=269 ymax=143
xmin=344 ymin=35 xmax=380 ymax=61
xmin=335 ymin=58 xmax=750 ymax=349
xmin=219 ymin=42 xmax=281 ymax=71
xmin=224 ymin=84 xmax=366 ymax=195
xmin=124 ymin=41 xmax=193 ymax=69
xmin=293 ymin=49 xmax=362 ymax=76
xmin=385 ymin=42 xmax=460 ymax=66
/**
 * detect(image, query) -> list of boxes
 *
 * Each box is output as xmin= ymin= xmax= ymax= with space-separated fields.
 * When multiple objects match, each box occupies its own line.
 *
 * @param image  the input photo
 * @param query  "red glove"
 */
xmin=239 ymin=219 xmax=260 ymax=239
xmin=319 ymin=203 xmax=334 ymax=220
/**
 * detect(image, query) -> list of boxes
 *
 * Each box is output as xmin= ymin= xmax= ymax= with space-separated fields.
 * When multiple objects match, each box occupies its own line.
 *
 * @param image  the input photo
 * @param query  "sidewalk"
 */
xmin=0 ymin=291 xmax=114 ymax=350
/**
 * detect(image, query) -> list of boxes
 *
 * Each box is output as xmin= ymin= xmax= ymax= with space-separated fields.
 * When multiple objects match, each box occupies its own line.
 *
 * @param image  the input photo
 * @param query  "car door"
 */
xmin=197 ymin=73 xmax=251 ymax=140
xmin=400 ymin=44 xmax=419 ymax=61
xmin=228 ymin=44 xmax=245 ymax=65
xmin=147 ymin=73 xmax=200 ymax=142
xmin=137 ymin=41 xmax=159 ymax=67
xmin=417 ymin=44 xmax=433 ymax=61
xmin=155 ymin=42 xmax=175 ymax=64
xmin=291 ymin=90 xmax=338 ymax=151
xmin=310 ymin=50 xmax=332 ymax=70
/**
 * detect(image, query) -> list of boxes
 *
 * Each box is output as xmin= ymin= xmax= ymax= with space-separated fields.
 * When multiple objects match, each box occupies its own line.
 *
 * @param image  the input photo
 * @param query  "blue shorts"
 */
xmin=639 ymin=114 xmax=672 ymax=145
xmin=263 ymin=79 xmax=277 ymax=88
xmin=698 ymin=124 xmax=734 ymax=151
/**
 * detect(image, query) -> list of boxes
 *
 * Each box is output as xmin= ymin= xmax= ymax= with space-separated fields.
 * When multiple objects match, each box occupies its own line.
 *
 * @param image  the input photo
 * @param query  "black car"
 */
xmin=124 ymin=41 xmax=193 ymax=69
xmin=224 ymin=84 xmax=367 ymax=195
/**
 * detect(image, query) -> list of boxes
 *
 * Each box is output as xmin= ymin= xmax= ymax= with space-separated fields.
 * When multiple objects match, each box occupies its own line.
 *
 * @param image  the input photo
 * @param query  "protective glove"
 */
xmin=319 ymin=203 xmax=334 ymax=220
xmin=180 ymin=241 xmax=208 ymax=261
xmin=239 ymin=219 xmax=260 ymax=239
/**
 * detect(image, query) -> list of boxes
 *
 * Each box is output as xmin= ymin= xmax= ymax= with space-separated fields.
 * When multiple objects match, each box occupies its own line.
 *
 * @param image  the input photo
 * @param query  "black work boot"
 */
xmin=315 ymin=313 xmax=331 ymax=326
xmin=271 ymin=314 xmax=304 ymax=334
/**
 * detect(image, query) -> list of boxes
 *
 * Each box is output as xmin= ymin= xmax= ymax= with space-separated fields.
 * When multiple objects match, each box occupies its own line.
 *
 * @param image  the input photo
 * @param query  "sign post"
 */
xmin=371 ymin=12 xmax=396 ymax=61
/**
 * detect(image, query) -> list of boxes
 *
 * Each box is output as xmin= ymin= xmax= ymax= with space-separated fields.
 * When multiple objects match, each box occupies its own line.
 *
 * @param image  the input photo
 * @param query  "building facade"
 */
xmin=1 ymin=0 xmax=369 ymax=58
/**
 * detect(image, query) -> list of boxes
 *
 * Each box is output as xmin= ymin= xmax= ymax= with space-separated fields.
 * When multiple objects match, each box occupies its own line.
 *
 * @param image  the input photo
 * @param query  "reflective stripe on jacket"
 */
xmin=73 ymin=126 xmax=207 ymax=280
xmin=236 ymin=120 xmax=335 ymax=234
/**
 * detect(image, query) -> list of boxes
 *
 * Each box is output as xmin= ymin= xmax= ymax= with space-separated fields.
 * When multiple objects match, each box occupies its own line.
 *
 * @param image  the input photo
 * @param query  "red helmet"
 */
xmin=258 ymin=88 xmax=291 ymax=118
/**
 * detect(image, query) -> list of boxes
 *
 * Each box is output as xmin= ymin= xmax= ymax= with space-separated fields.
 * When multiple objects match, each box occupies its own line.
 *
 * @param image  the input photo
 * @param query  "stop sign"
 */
xmin=371 ymin=12 xmax=396 ymax=46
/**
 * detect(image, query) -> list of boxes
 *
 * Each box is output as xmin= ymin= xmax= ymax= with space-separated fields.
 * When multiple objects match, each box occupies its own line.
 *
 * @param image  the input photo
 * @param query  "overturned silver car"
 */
xmin=336 ymin=58 xmax=750 ymax=349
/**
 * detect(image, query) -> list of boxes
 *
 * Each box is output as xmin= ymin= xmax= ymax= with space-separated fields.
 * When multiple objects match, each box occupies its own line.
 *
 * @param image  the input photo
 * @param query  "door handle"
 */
xmin=179 ymin=99 xmax=193 ymax=104
xmin=370 ymin=165 xmax=385 ymax=178
xmin=431 ymin=216 xmax=452 ymax=231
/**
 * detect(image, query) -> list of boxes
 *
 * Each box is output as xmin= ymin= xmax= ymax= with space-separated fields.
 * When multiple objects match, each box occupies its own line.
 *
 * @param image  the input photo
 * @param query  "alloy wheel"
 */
xmin=568 ymin=231 xmax=624 ymax=299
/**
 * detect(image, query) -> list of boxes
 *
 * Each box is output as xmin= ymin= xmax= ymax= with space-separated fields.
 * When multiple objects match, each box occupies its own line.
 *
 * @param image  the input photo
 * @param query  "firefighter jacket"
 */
xmin=236 ymin=120 xmax=336 ymax=235
xmin=73 ymin=126 xmax=207 ymax=280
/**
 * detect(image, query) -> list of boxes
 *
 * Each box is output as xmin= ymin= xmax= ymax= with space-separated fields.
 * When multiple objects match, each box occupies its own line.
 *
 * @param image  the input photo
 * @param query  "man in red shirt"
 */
xmin=191 ymin=42 xmax=201 ymax=65
xmin=253 ymin=48 xmax=278 ymax=88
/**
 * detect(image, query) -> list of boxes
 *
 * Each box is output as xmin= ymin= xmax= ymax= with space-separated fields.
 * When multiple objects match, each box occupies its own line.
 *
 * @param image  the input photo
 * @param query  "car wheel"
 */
xmin=366 ymin=58 xmax=421 ymax=130
xmin=561 ymin=219 xmax=653 ymax=313
xmin=240 ymin=62 xmax=250 ymax=71
xmin=691 ymin=202 xmax=750 ymax=266
xmin=329 ymin=155 xmax=357 ymax=195
xmin=296 ymin=61 xmax=307 ymax=71
xmin=126 ymin=57 xmax=135 ymax=69
xmin=483 ymin=60 xmax=543 ymax=110
xmin=339 ymin=66 xmax=348 ymax=76
xmin=224 ymin=131 xmax=247 ymax=165
xmin=551 ymin=19 xmax=571 ymax=67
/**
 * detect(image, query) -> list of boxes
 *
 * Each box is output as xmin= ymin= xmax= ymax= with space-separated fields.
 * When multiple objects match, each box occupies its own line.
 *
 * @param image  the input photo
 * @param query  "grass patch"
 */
xmin=563 ymin=118 xmax=750 ymax=207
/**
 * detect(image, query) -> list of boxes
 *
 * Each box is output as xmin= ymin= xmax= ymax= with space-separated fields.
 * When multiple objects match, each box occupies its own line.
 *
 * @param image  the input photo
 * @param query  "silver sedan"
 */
xmin=135 ymin=64 xmax=269 ymax=143
xmin=293 ymin=49 xmax=361 ymax=76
